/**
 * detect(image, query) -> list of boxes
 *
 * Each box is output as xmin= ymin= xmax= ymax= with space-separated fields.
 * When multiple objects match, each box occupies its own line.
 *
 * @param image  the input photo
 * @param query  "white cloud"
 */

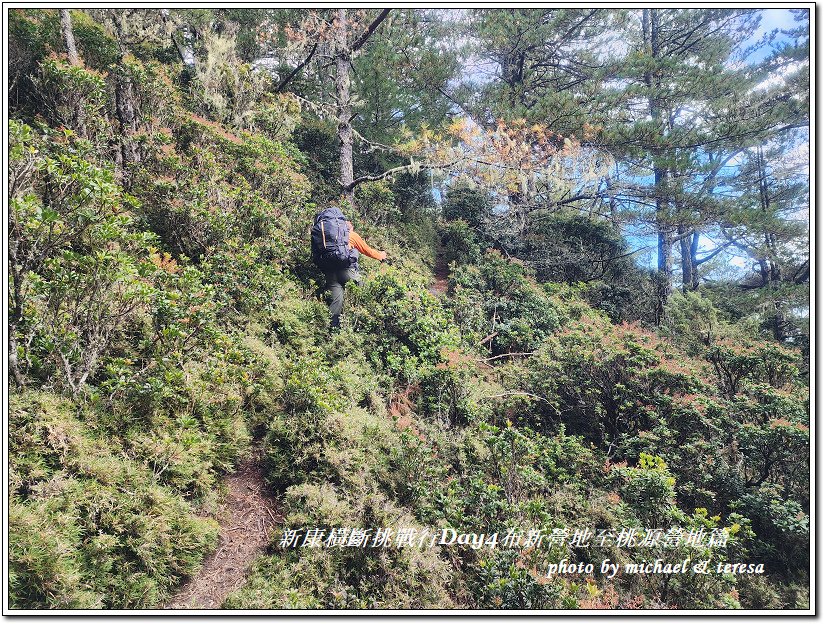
xmin=759 ymin=8 xmax=799 ymax=34
xmin=753 ymin=59 xmax=806 ymax=91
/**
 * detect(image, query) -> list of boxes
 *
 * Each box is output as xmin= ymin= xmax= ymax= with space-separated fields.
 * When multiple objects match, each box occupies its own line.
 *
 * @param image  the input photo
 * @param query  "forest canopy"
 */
xmin=6 ymin=7 xmax=811 ymax=612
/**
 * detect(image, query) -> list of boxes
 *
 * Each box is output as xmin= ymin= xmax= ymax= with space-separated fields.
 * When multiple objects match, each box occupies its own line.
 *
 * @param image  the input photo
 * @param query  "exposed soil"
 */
xmin=165 ymin=451 xmax=281 ymax=610
xmin=429 ymin=246 xmax=449 ymax=296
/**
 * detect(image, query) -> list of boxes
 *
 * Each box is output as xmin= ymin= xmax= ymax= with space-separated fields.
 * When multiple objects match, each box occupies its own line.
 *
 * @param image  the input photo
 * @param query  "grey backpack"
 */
xmin=311 ymin=207 xmax=357 ymax=270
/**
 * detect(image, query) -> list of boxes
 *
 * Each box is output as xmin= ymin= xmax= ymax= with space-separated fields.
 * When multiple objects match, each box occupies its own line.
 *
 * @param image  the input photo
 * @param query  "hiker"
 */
xmin=311 ymin=206 xmax=388 ymax=330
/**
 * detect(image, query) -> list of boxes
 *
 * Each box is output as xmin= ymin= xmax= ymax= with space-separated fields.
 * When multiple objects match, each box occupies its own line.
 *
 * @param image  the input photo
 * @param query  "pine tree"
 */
xmin=462 ymin=8 xmax=618 ymax=135
xmin=601 ymin=9 xmax=767 ymax=321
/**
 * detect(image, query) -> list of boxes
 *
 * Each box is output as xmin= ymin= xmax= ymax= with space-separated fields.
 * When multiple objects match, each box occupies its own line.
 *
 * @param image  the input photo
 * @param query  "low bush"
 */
xmin=9 ymin=392 xmax=218 ymax=608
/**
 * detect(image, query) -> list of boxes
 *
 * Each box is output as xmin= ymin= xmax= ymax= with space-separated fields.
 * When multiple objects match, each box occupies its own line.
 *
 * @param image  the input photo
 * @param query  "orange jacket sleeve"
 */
xmin=349 ymin=230 xmax=387 ymax=261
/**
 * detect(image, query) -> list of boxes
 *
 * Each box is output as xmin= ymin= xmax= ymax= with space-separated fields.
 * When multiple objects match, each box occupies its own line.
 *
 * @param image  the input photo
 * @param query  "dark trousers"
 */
xmin=325 ymin=267 xmax=361 ymax=317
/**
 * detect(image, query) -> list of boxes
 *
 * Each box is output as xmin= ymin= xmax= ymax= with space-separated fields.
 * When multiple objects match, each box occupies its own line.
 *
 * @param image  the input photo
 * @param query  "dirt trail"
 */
xmin=429 ymin=245 xmax=449 ymax=296
xmin=165 ymin=452 xmax=281 ymax=610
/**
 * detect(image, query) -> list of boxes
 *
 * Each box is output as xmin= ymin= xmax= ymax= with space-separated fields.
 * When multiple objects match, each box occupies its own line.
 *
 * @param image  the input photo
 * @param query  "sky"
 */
xmin=745 ymin=8 xmax=803 ymax=62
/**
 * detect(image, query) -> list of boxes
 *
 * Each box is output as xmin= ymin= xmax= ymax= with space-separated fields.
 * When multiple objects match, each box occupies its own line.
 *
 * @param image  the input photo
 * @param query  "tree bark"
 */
xmin=335 ymin=9 xmax=356 ymax=208
xmin=655 ymin=168 xmax=672 ymax=321
xmin=679 ymin=226 xmax=693 ymax=292
xmin=679 ymin=228 xmax=701 ymax=291
xmin=644 ymin=9 xmax=671 ymax=322
xmin=689 ymin=231 xmax=700 ymax=286
xmin=113 ymin=16 xmax=139 ymax=176
xmin=331 ymin=9 xmax=390 ymax=209
xmin=60 ymin=9 xmax=81 ymax=66
xmin=58 ymin=9 xmax=89 ymax=136
xmin=755 ymin=147 xmax=787 ymax=340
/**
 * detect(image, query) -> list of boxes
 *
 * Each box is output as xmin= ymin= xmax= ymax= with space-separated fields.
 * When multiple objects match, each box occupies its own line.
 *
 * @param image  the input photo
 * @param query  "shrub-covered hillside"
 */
xmin=7 ymin=8 xmax=810 ymax=611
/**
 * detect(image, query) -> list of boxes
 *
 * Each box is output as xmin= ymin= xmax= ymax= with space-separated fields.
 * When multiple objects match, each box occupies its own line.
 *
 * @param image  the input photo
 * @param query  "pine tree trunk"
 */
xmin=60 ymin=9 xmax=81 ymax=66
xmin=115 ymin=75 xmax=138 ymax=167
xmin=679 ymin=226 xmax=693 ymax=292
xmin=679 ymin=228 xmax=701 ymax=291
xmin=60 ymin=9 xmax=88 ymax=137
xmin=334 ymin=8 xmax=356 ymax=209
xmin=113 ymin=17 xmax=139 ymax=178
xmin=755 ymin=147 xmax=787 ymax=340
xmin=645 ymin=9 xmax=671 ymax=322
xmin=689 ymin=230 xmax=700 ymax=289
xmin=771 ymin=298 xmax=788 ymax=341
xmin=758 ymin=259 xmax=770 ymax=286
xmin=655 ymin=168 xmax=672 ymax=321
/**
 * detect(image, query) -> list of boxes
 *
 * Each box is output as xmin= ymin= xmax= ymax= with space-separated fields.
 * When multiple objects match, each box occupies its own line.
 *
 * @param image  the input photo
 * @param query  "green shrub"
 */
xmin=9 ymin=120 xmax=156 ymax=392
xmin=471 ymin=549 xmax=566 ymax=609
xmin=449 ymin=250 xmax=562 ymax=353
xmin=224 ymin=483 xmax=455 ymax=608
xmin=9 ymin=392 xmax=218 ymax=608
xmin=34 ymin=55 xmax=109 ymax=141
xmin=522 ymin=314 xmax=702 ymax=441
xmin=353 ymin=268 xmax=461 ymax=386
xmin=355 ymin=180 xmax=399 ymax=227
xmin=441 ymin=185 xmax=493 ymax=231
xmin=7 ymin=15 xmax=809 ymax=608
xmin=611 ymin=453 xmax=676 ymax=527
xmin=707 ymin=340 xmax=800 ymax=397
xmin=440 ymin=219 xmax=481 ymax=267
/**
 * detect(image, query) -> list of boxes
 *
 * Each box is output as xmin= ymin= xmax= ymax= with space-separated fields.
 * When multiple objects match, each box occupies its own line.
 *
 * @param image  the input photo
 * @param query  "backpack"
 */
xmin=311 ymin=207 xmax=358 ymax=270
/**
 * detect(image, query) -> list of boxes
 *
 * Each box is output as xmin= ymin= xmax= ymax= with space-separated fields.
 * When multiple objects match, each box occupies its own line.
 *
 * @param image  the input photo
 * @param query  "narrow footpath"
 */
xmin=165 ymin=452 xmax=281 ymax=609
xmin=169 ymin=244 xmax=447 ymax=609
xmin=429 ymin=244 xmax=449 ymax=297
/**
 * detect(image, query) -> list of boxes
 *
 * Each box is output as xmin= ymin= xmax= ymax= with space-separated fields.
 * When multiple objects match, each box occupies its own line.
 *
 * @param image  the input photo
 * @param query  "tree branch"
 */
xmin=695 ymin=239 xmax=737 ymax=265
xmin=477 ymin=331 xmax=499 ymax=347
xmin=595 ymin=245 xmax=653 ymax=264
xmin=478 ymin=352 xmax=536 ymax=363
xmin=347 ymin=159 xmax=458 ymax=190
xmin=435 ymin=85 xmax=475 ymax=118
xmin=556 ymin=193 xmax=600 ymax=207
xmin=351 ymin=8 xmax=391 ymax=53
xmin=276 ymin=41 xmax=319 ymax=93
xmin=792 ymin=259 xmax=810 ymax=284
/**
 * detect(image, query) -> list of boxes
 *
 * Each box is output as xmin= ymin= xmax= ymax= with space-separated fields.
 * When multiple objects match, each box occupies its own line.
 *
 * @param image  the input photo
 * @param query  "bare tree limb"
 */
xmin=347 ymin=159 xmax=459 ymax=190
xmin=792 ymin=259 xmax=810 ymax=284
xmin=276 ymin=41 xmax=319 ymax=93
xmin=351 ymin=8 xmax=391 ymax=53
xmin=478 ymin=352 xmax=536 ymax=363
xmin=477 ymin=331 xmax=499 ymax=347
xmin=695 ymin=239 xmax=737 ymax=265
